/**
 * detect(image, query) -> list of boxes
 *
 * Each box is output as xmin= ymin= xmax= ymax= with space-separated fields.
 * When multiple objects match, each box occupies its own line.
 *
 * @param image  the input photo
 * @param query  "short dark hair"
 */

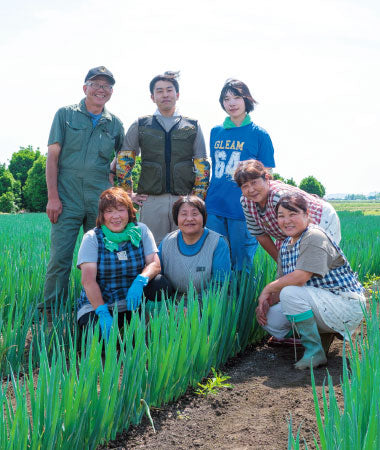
xmin=149 ymin=71 xmax=180 ymax=94
xmin=219 ymin=79 xmax=257 ymax=113
xmin=234 ymin=159 xmax=272 ymax=187
xmin=275 ymin=194 xmax=308 ymax=216
xmin=96 ymin=187 xmax=137 ymax=227
xmin=172 ymin=195 xmax=207 ymax=227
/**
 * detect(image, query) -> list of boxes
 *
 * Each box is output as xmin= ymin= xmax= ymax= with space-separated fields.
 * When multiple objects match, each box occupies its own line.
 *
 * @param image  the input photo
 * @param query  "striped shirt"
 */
xmin=241 ymin=181 xmax=323 ymax=247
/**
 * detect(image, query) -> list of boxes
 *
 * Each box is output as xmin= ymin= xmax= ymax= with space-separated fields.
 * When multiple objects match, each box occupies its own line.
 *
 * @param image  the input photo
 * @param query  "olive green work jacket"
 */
xmin=48 ymin=99 xmax=124 ymax=212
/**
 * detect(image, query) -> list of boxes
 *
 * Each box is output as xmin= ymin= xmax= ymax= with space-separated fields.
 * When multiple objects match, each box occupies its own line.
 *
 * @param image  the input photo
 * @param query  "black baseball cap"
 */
xmin=84 ymin=66 xmax=115 ymax=85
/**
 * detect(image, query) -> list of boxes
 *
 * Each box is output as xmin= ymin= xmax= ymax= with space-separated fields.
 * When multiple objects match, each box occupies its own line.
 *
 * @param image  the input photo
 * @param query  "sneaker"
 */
xmin=267 ymin=336 xmax=303 ymax=347
xmin=320 ymin=333 xmax=335 ymax=356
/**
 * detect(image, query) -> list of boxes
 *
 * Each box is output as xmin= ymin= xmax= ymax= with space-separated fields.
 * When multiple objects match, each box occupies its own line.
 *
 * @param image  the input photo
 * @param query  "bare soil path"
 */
xmin=102 ymin=337 xmax=346 ymax=450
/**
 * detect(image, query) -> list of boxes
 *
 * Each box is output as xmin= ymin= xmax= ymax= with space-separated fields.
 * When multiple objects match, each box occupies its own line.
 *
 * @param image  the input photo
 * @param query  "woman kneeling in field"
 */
xmin=234 ymin=160 xmax=341 ymax=262
xmin=159 ymin=196 xmax=231 ymax=302
xmin=256 ymin=193 xmax=365 ymax=369
xmin=76 ymin=187 xmax=170 ymax=340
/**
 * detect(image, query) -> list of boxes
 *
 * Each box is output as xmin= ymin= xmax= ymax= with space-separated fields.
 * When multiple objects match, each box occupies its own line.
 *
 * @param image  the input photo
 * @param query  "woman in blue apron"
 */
xmin=76 ymin=187 xmax=170 ymax=340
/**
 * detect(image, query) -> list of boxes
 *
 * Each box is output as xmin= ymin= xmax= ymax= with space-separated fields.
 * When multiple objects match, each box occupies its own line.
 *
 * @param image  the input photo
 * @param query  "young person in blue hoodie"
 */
xmin=205 ymin=79 xmax=275 ymax=270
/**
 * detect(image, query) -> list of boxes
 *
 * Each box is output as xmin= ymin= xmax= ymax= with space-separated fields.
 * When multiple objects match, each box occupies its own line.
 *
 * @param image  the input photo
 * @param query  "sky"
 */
xmin=1 ymin=0 xmax=379 ymax=195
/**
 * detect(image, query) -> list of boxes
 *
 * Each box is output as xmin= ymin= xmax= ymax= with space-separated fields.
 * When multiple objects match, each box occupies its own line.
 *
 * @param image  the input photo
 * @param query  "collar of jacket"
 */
xmin=78 ymin=98 xmax=112 ymax=121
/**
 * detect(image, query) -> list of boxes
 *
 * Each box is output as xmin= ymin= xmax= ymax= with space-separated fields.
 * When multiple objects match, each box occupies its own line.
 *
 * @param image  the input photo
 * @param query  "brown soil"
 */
xmin=102 ymin=336 xmax=348 ymax=450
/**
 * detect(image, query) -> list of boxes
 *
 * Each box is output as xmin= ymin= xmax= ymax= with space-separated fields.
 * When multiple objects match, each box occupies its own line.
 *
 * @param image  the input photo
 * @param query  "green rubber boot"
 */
xmin=287 ymin=312 xmax=327 ymax=370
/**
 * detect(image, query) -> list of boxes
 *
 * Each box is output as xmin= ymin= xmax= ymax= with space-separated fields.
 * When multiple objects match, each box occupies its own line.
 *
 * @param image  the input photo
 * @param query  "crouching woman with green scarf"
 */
xmin=76 ymin=187 xmax=171 ymax=340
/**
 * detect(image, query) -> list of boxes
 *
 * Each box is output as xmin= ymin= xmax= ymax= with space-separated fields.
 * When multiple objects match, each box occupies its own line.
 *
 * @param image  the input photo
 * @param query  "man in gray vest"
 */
xmin=41 ymin=66 xmax=124 ymax=310
xmin=116 ymin=71 xmax=210 ymax=244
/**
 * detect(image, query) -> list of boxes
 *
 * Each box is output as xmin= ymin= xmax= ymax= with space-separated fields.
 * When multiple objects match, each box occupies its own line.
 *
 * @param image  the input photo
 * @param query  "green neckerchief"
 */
xmin=223 ymin=114 xmax=252 ymax=129
xmin=101 ymin=223 xmax=142 ymax=252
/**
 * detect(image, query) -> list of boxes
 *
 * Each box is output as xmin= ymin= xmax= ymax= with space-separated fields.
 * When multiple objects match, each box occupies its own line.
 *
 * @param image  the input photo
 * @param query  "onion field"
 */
xmin=0 ymin=209 xmax=380 ymax=448
xmin=0 ymin=213 xmax=273 ymax=448
xmin=288 ymin=292 xmax=380 ymax=449
xmin=288 ymin=209 xmax=380 ymax=449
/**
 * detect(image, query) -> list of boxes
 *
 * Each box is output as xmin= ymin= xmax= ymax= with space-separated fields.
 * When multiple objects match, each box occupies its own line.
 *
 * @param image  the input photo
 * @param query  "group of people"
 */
xmin=40 ymin=66 xmax=366 ymax=369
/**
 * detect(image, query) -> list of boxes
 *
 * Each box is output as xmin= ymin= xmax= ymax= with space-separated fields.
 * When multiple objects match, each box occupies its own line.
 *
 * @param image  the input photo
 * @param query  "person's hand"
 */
xmin=109 ymin=159 xmax=117 ymax=185
xmin=46 ymin=197 xmax=62 ymax=224
xmin=109 ymin=172 xmax=116 ymax=185
xmin=126 ymin=274 xmax=149 ymax=310
xmin=131 ymin=192 xmax=148 ymax=206
xmin=95 ymin=304 xmax=113 ymax=341
xmin=256 ymin=291 xmax=272 ymax=326
xmin=269 ymin=292 xmax=280 ymax=305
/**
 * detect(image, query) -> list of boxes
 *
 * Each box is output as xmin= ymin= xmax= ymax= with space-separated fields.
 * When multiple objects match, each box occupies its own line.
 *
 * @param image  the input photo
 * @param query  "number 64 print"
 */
xmin=214 ymin=151 xmax=241 ymax=178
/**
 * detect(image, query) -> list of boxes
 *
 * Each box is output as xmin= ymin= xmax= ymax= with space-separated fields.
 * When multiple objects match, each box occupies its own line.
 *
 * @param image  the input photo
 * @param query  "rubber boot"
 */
xmin=287 ymin=313 xmax=327 ymax=370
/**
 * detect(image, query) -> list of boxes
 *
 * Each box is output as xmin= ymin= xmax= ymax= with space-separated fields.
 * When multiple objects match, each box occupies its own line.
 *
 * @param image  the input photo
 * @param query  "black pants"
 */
xmin=78 ymin=274 xmax=173 ymax=329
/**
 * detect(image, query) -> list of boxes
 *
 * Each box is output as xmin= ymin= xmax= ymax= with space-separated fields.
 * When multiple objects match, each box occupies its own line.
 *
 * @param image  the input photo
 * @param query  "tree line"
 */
xmin=0 ymin=147 xmax=326 ymax=213
xmin=272 ymin=173 xmax=325 ymax=198
xmin=0 ymin=146 xmax=46 ymax=213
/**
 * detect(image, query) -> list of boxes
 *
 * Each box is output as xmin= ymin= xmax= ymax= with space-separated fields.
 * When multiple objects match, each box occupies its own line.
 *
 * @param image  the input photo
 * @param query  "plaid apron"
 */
xmin=77 ymin=227 xmax=145 ymax=311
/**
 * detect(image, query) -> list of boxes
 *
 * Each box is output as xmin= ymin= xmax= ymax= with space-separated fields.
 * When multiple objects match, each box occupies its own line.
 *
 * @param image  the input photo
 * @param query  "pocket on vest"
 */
xmin=172 ymin=161 xmax=195 ymax=195
xmin=138 ymin=161 xmax=163 ymax=194
xmin=171 ymin=127 xmax=196 ymax=141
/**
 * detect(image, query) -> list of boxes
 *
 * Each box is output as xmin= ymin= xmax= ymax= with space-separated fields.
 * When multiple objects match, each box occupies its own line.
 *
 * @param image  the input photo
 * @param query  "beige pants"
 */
xmin=264 ymin=285 xmax=365 ymax=339
xmin=140 ymin=193 xmax=180 ymax=244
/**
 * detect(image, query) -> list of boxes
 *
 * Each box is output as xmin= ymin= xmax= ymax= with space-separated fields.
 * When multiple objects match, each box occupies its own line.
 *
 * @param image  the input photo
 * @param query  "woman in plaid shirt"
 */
xmin=76 ymin=187 xmax=171 ymax=341
xmin=256 ymin=193 xmax=365 ymax=369
xmin=234 ymin=160 xmax=341 ymax=262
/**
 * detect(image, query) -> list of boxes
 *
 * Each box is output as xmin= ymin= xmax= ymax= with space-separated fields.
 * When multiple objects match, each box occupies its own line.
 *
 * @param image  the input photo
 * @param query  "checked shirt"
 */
xmin=242 ymin=181 xmax=323 ymax=248
xmin=280 ymin=225 xmax=364 ymax=295
xmin=78 ymin=227 xmax=145 ymax=311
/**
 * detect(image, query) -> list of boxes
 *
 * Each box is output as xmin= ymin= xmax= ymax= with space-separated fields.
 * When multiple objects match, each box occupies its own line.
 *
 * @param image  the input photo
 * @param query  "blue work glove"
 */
xmin=126 ymin=274 xmax=149 ymax=310
xmin=95 ymin=304 xmax=113 ymax=341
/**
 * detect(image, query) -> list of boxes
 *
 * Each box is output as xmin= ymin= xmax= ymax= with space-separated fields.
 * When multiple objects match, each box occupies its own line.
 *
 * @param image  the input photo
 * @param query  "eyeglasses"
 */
xmin=86 ymin=82 xmax=113 ymax=91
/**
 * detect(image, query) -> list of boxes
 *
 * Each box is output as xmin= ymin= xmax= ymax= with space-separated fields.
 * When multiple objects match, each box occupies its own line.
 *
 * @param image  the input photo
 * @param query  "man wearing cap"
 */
xmin=116 ymin=71 xmax=210 ymax=244
xmin=41 ymin=66 xmax=124 ymax=310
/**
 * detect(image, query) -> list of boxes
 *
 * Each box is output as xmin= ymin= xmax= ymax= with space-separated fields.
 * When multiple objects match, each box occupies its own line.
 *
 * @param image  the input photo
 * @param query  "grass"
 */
xmin=330 ymin=200 xmax=380 ymax=215
xmin=337 ymin=211 xmax=380 ymax=280
xmin=0 ymin=209 xmax=379 ymax=447
xmin=0 ymin=219 xmax=273 ymax=448
xmin=0 ymin=274 xmax=269 ymax=448
xmin=288 ymin=293 xmax=380 ymax=449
